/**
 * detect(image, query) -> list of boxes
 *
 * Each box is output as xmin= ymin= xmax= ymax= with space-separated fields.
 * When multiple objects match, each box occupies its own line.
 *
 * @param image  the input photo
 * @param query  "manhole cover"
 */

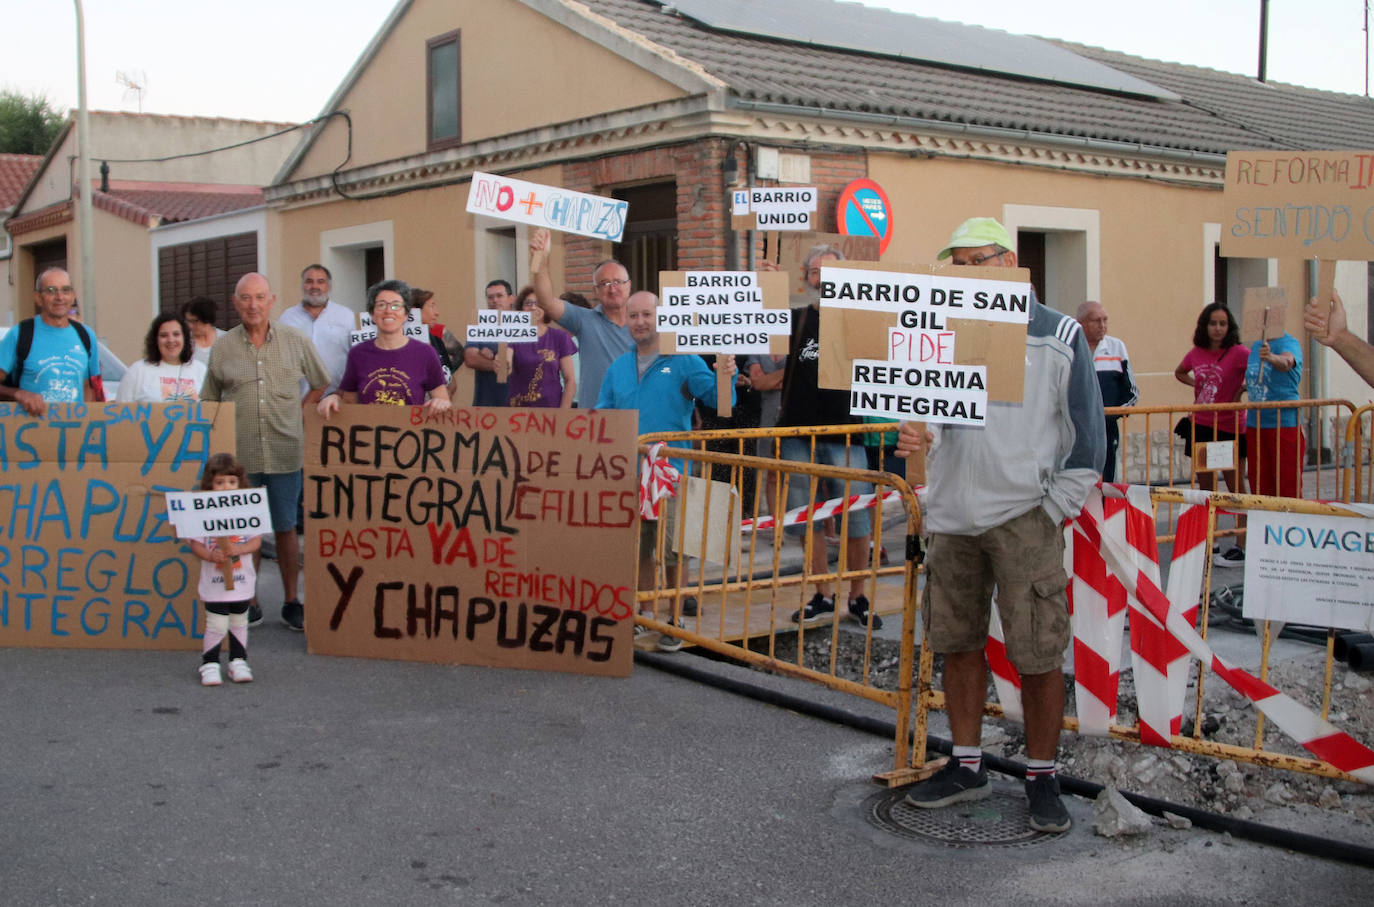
xmin=864 ymin=787 xmax=1054 ymax=848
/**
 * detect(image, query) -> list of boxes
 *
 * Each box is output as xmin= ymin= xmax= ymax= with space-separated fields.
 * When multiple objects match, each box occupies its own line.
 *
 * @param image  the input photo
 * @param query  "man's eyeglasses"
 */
xmin=953 ymin=249 xmax=1008 ymax=267
xmin=40 ymin=285 xmax=76 ymax=296
xmin=373 ymin=302 xmax=407 ymax=312
xmin=594 ymin=278 xmax=630 ymax=290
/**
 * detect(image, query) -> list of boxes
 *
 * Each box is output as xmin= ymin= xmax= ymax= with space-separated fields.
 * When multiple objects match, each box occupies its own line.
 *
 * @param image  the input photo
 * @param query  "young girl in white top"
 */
xmin=190 ymin=453 xmax=261 ymax=686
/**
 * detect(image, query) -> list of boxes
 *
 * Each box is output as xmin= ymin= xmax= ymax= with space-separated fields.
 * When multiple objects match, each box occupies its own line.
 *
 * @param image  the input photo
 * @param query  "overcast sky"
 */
xmin=3 ymin=0 xmax=1367 ymax=123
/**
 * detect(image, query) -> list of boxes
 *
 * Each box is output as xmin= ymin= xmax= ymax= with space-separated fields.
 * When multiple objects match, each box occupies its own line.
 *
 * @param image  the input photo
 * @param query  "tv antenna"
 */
xmin=116 ymin=70 xmax=148 ymax=113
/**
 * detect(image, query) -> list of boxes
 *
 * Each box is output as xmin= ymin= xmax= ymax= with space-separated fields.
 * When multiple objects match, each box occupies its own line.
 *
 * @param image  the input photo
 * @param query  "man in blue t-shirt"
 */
xmin=463 ymin=279 xmax=515 ymax=406
xmin=0 ymin=267 xmax=100 ymax=417
xmin=597 ymin=291 xmax=734 ymax=652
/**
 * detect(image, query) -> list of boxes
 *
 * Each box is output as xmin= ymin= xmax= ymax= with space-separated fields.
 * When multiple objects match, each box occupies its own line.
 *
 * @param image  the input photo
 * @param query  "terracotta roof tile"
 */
xmin=96 ymin=184 xmax=264 ymax=226
xmin=0 ymin=154 xmax=42 ymax=209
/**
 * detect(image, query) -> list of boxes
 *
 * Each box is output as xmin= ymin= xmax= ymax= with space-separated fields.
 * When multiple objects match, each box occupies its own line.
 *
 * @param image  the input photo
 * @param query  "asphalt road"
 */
xmin=3 ymin=623 xmax=1370 ymax=905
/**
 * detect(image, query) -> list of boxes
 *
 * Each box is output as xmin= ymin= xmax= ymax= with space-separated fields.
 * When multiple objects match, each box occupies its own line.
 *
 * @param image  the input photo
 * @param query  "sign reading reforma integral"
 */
xmin=731 ymin=187 xmax=818 ymax=231
xmin=467 ymin=171 xmax=628 ymax=242
xmin=818 ymin=261 xmax=1031 ymax=426
xmin=1221 ymin=151 xmax=1374 ymax=259
xmin=0 ymin=401 xmax=233 ymax=649
xmin=1242 ymin=511 xmax=1374 ymax=633
xmin=303 ymin=405 xmax=639 ymax=676
xmin=657 ymin=270 xmax=792 ymax=355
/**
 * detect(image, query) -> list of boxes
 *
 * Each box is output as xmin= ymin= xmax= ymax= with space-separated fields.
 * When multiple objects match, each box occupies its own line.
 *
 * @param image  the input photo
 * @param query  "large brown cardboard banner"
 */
xmin=0 ymin=401 xmax=234 ymax=649
xmin=1221 ymin=151 xmax=1374 ymax=260
xmin=303 ymin=405 xmax=639 ymax=676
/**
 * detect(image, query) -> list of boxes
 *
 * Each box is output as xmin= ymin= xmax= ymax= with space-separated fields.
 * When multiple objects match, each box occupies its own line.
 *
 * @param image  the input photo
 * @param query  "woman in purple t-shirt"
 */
xmin=317 ymin=280 xmax=451 ymax=417
xmin=1174 ymin=302 xmax=1248 ymax=493
xmin=507 ymin=285 xmax=577 ymax=408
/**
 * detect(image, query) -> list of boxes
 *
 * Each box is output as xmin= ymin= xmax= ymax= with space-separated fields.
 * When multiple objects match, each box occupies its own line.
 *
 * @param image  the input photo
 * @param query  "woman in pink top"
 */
xmin=1174 ymin=302 xmax=1249 ymax=493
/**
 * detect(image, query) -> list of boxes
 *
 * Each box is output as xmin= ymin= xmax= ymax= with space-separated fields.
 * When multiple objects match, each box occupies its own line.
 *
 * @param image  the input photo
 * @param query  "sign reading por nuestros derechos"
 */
xmin=303 ymin=406 xmax=638 ymax=676
xmin=0 ymin=401 xmax=234 ymax=649
xmin=1221 ymin=151 xmax=1374 ymax=259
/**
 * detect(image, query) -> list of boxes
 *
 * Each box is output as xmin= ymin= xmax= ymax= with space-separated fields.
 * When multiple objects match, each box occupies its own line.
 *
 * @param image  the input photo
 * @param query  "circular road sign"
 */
xmin=836 ymin=178 xmax=893 ymax=254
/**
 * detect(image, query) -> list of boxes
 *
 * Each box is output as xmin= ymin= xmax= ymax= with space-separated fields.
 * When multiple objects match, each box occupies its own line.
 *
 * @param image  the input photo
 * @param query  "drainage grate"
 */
xmin=863 ymin=788 xmax=1054 ymax=848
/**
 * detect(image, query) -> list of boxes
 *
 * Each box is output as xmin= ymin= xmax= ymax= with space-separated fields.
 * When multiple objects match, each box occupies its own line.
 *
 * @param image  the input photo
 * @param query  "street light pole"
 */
xmin=74 ymin=0 xmax=97 ymax=334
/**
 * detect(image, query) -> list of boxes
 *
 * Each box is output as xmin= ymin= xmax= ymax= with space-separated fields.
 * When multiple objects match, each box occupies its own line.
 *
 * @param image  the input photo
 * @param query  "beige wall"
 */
xmin=870 ymin=154 xmax=1249 ymax=408
xmin=289 ymin=0 xmax=686 ymax=181
xmin=89 ymin=211 xmax=155 ymax=364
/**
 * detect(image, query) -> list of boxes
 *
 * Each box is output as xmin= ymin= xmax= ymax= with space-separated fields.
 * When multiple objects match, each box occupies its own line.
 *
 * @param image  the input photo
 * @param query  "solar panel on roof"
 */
xmin=654 ymin=0 xmax=1180 ymax=101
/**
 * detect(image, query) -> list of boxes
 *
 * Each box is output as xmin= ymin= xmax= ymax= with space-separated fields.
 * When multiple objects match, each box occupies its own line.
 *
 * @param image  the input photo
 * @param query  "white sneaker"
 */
xmin=199 ymin=662 xmax=222 ymax=686
xmin=226 ymin=658 xmax=253 ymax=683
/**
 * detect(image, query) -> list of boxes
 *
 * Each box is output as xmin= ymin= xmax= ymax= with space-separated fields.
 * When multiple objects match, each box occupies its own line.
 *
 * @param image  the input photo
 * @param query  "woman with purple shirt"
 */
xmin=317 ymin=279 xmax=451 ymax=417
xmin=507 ymin=285 xmax=577 ymax=408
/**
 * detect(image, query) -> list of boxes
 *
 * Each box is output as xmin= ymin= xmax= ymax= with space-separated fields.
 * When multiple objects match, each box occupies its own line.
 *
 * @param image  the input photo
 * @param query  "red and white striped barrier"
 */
xmin=1082 ymin=486 xmax=1374 ymax=782
xmin=638 ymin=443 xmax=681 ymax=520
xmin=1065 ymin=489 xmax=1130 ymax=736
xmin=741 ymin=489 xmax=905 ymax=533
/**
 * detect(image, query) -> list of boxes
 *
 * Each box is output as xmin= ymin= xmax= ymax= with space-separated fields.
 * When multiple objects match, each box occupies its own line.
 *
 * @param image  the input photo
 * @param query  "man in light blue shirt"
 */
xmin=0 ymin=267 xmax=100 ymax=416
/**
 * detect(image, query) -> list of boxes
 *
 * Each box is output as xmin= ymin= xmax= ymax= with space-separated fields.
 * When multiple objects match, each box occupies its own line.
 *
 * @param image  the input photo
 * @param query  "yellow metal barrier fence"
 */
xmin=638 ymin=412 xmax=1372 ymax=789
xmin=635 ymin=425 xmax=921 ymax=775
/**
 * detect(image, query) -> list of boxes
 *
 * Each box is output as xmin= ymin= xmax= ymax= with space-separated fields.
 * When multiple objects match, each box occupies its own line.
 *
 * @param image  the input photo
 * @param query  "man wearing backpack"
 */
xmin=0 ymin=267 xmax=101 ymax=416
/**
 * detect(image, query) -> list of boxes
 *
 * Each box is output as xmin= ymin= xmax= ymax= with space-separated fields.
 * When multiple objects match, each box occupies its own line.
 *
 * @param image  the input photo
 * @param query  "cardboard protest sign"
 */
xmin=352 ymin=308 xmax=427 ymax=346
xmin=776 ymin=232 xmax=881 ymax=297
xmin=303 ymin=405 xmax=639 ymax=676
xmin=1221 ymin=151 xmax=1374 ymax=260
xmin=1240 ymin=287 xmax=1289 ymax=344
xmin=1243 ymin=511 xmax=1374 ymax=633
xmin=817 ymin=260 xmax=1031 ymax=426
xmin=467 ymin=171 xmax=627 ymax=242
xmin=657 ymin=269 xmax=791 ymax=416
xmin=0 ymin=401 xmax=233 ymax=649
xmin=731 ymin=187 xmax=818 ymax=231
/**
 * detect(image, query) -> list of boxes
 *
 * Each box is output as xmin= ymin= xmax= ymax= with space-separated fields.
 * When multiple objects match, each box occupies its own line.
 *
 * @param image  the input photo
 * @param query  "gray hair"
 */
xmin=366 ymin=279 xmax=412 ymax=310
xmin=803 ymin=244 xmax=844 ymax=272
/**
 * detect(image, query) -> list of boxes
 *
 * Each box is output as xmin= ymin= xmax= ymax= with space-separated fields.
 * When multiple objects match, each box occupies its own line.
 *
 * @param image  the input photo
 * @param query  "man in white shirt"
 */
xmin=278 ymin=264 xmax=354 ymax=395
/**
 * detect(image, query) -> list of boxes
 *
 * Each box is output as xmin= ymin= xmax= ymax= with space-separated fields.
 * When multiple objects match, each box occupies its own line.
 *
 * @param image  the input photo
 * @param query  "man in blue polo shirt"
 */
xmin=597 ymin=291 xmax=734 ymax=652
xmin=0 ymin=267 xmax=100 ymax=416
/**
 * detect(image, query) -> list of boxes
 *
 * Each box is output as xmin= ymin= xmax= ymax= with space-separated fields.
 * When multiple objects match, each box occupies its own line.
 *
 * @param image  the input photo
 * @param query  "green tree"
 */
xmin=0 ymin=90 xmax=66 ymax=155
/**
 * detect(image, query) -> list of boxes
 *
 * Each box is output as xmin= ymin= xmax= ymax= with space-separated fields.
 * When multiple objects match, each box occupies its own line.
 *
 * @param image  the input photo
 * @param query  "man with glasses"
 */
xmin=0 ymin=267 xmax=100 ymax=416
xmin=202 ymin=272 xmax=331 ymax=632
xmin=528 ymin=228 xmax=633 ymax=408
xmin=896 ymin=217 xmax=1104 ymax=833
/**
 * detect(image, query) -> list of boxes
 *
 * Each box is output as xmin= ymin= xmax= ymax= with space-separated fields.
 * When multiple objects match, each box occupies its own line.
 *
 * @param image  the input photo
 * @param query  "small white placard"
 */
xmin=164 ymin=489 xmax=272 ymax=538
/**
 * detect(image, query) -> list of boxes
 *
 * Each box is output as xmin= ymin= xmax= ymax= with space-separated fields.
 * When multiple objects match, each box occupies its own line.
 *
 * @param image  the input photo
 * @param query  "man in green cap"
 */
xmin=896 ymin=216 xmax=1105 ymax=833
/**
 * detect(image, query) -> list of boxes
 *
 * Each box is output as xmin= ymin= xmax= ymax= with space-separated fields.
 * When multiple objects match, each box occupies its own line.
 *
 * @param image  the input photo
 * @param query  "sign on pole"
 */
xmin=467 ymin=171 xmax=628 ymax=242
xmin=352 ymin=308 xmax=427 ymax=346
xmin=657 ymin=269 xmax=792 ymax=416
xmin=731 ymin=187 xmax=818 ymax=231
xmin=303 ymin=405 xmax=639 ymax=676
xmin=835 ymin=178 xmax=894 ymax=255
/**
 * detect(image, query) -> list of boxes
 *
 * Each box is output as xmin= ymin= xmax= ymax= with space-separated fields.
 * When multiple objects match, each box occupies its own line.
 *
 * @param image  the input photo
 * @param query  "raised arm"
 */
xmin=529 ymin=228 xmax=566 ymax=324
xmin=1306 ymin=289 xmax=1374 ymax=387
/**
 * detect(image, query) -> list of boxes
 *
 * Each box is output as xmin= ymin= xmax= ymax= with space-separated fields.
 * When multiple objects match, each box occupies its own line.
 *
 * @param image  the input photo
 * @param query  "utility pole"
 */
xmin=74 ymin=0 xmax=97 ymax=334
xmin=1257 ymin=0 xmax=1269 ymax=83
